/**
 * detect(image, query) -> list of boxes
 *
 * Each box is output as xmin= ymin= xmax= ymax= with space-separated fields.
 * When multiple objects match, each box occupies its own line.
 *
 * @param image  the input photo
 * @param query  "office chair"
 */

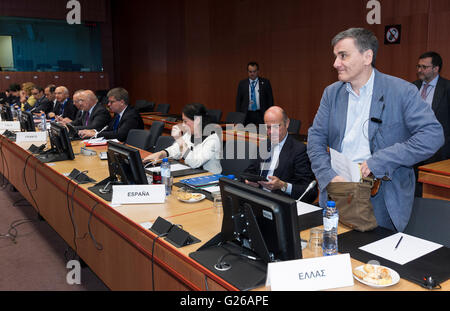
xmin=220 ymin=139 xmax=258 ymax=179
xmin=135 ymin=100 xmax=155 ymax=113
xmin=287 ymin=118 xmax=301 ymax=134
xmin=207 ymin=109 xmax=222 ymax=123
xmin=404 ymin=197 xmax=450 ymax=248
xmin=147 ymin=121 xmax=165 ymax=152
xmin=156 ymin=103 xmax=170 ymax=114
xmin=154 ymin=135 xmax=175 ymax=153
xmin=125 ymin=129 xmax=153 ymax=151
xmin=225 ymin=111 xmax=246 ymax=124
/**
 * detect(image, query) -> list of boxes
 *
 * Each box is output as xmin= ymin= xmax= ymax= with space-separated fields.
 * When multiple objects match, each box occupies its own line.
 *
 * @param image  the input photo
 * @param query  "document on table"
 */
xmin=359 ymin=232 xmax=443 ymax=265
xmin=146 ymin=163 xmax=191 ymax=173
xmin=297 ymin=201 xmax=322 ymax=216
xmin=330 ymin=148 xmax=361 ymax=182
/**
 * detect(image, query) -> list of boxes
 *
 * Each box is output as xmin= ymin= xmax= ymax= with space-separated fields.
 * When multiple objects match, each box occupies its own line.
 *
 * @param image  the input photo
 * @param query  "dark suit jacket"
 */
xmin=413 ymin=76 xmax=450 ymax=162
xmin=54 ymin=98 xmax=78 ymax=121
xmin=98 ymin=105 xmax=144 ymax=142
xmin=236 ymin=77 xmax=274 ymax=114
xmin=70 ymin=102 xmax=111 ymax=131
xmin=31 ymin=96 xmax=52 ymax=114
xmin=244 ymin=135 xmax=318 ymax=203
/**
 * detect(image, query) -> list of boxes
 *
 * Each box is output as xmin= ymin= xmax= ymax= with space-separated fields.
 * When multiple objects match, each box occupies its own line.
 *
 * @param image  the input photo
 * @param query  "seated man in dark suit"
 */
xmin=243 ymin=106 xmax=318 ymax=203
xmin=51 ymin=86 xmax=78 ymax=121
xmin=30 ymin=86 xmax=52 ymax=115
xmin=78 ymin=87 xmax=144 ymax=142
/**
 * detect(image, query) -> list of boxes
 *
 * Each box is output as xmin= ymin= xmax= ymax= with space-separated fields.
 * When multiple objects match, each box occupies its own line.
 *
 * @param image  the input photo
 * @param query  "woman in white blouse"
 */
xmin=143 ymin=103 xmax=222 ymax=174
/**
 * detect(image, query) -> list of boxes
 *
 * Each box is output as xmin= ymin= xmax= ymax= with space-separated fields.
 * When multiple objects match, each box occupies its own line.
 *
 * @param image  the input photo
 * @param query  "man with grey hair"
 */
xmin=307 ymin=28 xmax=444 ymax=232
xmin=50 ymin=86 xmax=78 ymax=121
xmin=65 ymin=90 xmax=111 ymax=132
xmin=78 ymin=87 xmax=143 ymax=142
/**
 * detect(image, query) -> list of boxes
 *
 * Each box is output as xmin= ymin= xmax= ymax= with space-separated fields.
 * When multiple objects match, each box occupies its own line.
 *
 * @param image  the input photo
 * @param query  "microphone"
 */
xmin=296 ymin=180 xmax=317 ymax=202
xmin=88 ymin=125 xmax=109 ymax=141
xmin=370 ymin=117 xmax=382 ymax=124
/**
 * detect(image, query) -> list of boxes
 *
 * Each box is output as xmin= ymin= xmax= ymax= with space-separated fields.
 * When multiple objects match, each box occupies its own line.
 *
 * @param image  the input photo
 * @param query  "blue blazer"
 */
xmin=307 ymin=69 xmax=444 ymax=231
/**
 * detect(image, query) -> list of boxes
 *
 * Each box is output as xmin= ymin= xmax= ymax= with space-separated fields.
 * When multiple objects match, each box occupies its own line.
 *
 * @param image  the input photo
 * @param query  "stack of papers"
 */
xmin=330 ymin=148 xmax=361 ymax=182
xmin=83 ymin=138 xmax=119 ymax=146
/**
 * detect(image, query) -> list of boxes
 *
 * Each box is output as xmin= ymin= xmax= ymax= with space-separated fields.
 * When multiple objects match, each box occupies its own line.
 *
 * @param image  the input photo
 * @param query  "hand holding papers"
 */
xmin=330 ymin=148 xmax=361 ymax=182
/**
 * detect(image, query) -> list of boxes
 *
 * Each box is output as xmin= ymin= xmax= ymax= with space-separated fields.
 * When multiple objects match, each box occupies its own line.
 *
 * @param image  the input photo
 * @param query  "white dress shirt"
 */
xmin=419 ymin=74 xmax=439 ymax=106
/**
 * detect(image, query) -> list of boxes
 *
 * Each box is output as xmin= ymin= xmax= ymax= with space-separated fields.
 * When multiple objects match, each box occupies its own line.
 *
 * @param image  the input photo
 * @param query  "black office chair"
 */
xmin=147 ymin=121 xmax=165 ymax=152
xmin=404 ymin=198 xmax=450 ymax=248
xmin=288 ymin=118 xmax=301 ymax=134
xmin=135 ymin=100 xmax=155 ymax=113
xmin=125 ymin=129 xmax=153 ymax=151
xmin=220 ymin=139 xmax=258 ymax=179
xmin=207 ymin=109 xmax=222 ymax=123
xmin=156 ymin=103 xmax=170 ymax=114
xmin=225 ymin=111 xmax=246 ymax=124
xmin=154 ymin=135 xmax=175 ymax=153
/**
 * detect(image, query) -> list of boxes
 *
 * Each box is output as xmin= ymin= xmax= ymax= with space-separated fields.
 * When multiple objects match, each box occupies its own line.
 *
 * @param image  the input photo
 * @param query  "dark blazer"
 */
xmin=54 ymin=98 xmax=78 ymax=121
xmin=413 ymin=76 xmax=450 ymax=162
xmin=235 ymin=77 xmax=274 ymax=114
xmin=70 ymin=102 xmax=111 ymax=131
xmin=31 ymin=96 xmax=52 ymax=114
xmin=244 ymin=135 xmax=318 ymax=203
xmin=98 ymin=105 xmax=144 ymax=142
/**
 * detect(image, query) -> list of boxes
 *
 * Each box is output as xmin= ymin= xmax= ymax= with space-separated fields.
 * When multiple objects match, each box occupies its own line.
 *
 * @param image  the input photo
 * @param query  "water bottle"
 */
xmin=40 ymin=112 xmax=47 ymax=131
xmin=160 ymin=157 xmax=172 ymax=196
xmin=322 ymin=200 xmax=339 ymax=256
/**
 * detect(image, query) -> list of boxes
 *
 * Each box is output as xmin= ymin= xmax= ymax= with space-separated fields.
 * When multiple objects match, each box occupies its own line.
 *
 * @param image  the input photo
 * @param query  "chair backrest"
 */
xmin=154 ymin=135 xmax=175 ymax=153
xmin=207 ymin=109 xmax=222 ymax=123
xmin=135 ymin=100 xmax=155 ymax=113
xmin=125 ymin=129 xmax=153 ymax=151
xmin=220 ymin=139 xmax=258 ymax=179
xmin=288 ymin=118 xmax=301 ymax=134
xmin=148 ymin=121 xmax=165 ymax=152
xmin=225 ymin=111 xmax=246 ymax=124
xmin=156 ymin=103 xmax=170 ymax=114
xmin=404 ymin=198 xmax=450 ymax=248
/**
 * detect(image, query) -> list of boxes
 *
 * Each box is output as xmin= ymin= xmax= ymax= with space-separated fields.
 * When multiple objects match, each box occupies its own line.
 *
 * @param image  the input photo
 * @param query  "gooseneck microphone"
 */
xmin=296 ymin=180 xmax=317 ymax=202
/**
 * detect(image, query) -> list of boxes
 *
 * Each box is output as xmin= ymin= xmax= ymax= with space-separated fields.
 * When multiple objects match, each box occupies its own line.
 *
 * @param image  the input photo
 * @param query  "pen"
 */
xmin=394 ymin=236 xmax=403 ymax=250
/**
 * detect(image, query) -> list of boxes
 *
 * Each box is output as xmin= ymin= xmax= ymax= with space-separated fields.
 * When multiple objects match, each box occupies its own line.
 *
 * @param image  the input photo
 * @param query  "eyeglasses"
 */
xmin=416 ymin=64 xmax=434 ymax=70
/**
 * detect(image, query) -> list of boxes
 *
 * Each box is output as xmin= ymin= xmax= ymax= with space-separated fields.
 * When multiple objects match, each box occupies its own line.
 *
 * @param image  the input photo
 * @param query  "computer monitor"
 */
xmin=0 ymin=105 xmax=13 ymax=121
xmin=106 ymin=141 xmax=148 ymax=186
xmin=218 ymin=177 xmax=301 ymax=262
xmin=189 ymin=177 xmax=302 ymax=290
xmin=19 ymin=110 xmax=36 ymax=132
xmin=36 ymin=122 xmax=75 ymax=163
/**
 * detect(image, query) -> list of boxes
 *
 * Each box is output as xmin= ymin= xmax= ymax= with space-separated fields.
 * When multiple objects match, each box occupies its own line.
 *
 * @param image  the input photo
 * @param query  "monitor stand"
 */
xmin=35 ymin=150 xmax=72 ymax=163
xmin=88 ymin=176 xmax=122 ymax=202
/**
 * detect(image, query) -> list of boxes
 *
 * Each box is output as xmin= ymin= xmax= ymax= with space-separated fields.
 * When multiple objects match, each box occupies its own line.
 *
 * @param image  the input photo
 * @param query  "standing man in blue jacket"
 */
xmin=307 ymin=28 xmax=444 ymax=232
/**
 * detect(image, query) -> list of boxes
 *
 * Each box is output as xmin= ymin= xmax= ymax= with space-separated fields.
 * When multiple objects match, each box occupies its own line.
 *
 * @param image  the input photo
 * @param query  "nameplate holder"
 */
xmin=266 ymin=253 xmax=354 ymax=291
xmin=111 ymin=184 xmax=165 ymax=205
xmin=16 ymin=131 xmax=47 ymax=143
xmin=0 ymin=121 xmax=21 ymax=131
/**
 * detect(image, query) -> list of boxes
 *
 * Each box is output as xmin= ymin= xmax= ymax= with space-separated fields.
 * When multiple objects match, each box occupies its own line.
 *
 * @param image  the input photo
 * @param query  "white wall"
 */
xmin=0 ymin=35 xmax=14 ymax=69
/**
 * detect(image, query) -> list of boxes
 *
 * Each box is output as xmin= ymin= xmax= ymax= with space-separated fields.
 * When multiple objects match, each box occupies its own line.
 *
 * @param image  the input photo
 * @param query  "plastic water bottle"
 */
xmin=322 ymin=200 xmax=339 ymax=256
xmin=160 ymin=157 xmax=172 ymax=196
xmin=40 ymin=112 xmax=47 ymax=131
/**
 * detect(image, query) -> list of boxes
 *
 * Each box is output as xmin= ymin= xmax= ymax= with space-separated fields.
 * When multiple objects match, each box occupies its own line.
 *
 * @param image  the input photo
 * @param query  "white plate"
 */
xmin=177 ymin=193 xmax=206 ymax=203
xmin=353 ymin=264 xmax=400 ymax=288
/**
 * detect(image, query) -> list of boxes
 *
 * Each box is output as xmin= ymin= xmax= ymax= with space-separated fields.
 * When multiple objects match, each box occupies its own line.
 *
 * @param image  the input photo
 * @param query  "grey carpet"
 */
xmin=0 ymin=176 xmax=109 ymax=291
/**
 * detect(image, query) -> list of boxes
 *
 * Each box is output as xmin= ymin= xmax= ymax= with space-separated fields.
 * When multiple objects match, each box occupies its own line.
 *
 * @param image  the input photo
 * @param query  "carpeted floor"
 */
xmin=0 ymin=177 xmax=109 ymax=291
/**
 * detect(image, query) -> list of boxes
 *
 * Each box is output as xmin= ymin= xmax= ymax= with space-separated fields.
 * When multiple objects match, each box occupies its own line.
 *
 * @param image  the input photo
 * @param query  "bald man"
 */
xmin=50 ymin=86 xmax=78 ymax=121
xmin=243 ymin=106 xmax=318 ymax=203
xmin=67 ymin=90 xmax=111 ymax=131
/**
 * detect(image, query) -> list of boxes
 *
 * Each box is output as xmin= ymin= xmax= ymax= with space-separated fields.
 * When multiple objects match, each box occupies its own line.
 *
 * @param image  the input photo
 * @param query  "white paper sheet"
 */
xmin=330 ymin=148 xmax=361 ymax=182
xmin=297 ymin=201 xmax=322 ymax=216
xmin=145 ymin=163 xmax=190 ymax=173
xmin=359 ymin=232 xmax=443 ymax=265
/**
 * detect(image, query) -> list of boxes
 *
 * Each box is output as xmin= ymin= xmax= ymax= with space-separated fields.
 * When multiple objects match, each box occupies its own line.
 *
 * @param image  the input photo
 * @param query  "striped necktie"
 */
xmin=250 ymin=80 xmax=257 ymax=111
xmin=421 ymin=83 xmax=429 ymax=100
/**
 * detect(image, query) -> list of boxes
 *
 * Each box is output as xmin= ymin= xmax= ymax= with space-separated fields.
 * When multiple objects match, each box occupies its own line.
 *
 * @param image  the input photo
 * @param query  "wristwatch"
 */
xmin=281 ymin=181 xmax=287 ymax=192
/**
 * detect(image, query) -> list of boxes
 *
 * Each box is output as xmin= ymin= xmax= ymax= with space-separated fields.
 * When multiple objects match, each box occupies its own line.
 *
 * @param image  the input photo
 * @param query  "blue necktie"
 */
xmin=250 ymin=80 xmax=257 ymax=111
xmin=112 ymin=115 xmax=120 ymax=131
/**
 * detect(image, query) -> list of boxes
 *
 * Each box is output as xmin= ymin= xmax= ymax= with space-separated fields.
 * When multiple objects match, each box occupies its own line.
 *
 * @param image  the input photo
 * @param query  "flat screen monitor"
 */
xmin=35 ymin=122 xmax=75 ymax=163
xmin=219 ymin=177 xmax=301 ymax=262
xmin=0 ymin=105 xmax=13 ymax=121
xmin=106 ymin=141 xmax=148 ymax=186
xmin=19 ymin=110 xmax=36 ymax=132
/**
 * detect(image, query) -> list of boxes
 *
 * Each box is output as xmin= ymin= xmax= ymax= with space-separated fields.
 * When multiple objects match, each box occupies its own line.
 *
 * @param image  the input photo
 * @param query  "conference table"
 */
xmin=0 ymin=132 xmax=448 ymax=291
xmin=418 ymin=159 xmax=450 ymax=201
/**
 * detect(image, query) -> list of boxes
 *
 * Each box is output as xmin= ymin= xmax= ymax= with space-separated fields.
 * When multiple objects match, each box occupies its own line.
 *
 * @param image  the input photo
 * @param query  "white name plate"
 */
xmin=111 ymin=184 xmax=166 ymax=205
xmin=0 ymin=121 xmax=21 ymax=131
xmin=266 ymin=253 xmax=354 ymax=291
xmin=16 ymin=131 xmax=47 ymax=143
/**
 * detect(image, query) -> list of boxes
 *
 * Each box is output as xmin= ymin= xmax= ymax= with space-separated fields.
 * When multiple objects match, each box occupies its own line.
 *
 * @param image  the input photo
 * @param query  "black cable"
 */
xmin=87 ymin=202 xmax=103 ymax=251
xmin=23 ymin=153 xmax=40 ymax=215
